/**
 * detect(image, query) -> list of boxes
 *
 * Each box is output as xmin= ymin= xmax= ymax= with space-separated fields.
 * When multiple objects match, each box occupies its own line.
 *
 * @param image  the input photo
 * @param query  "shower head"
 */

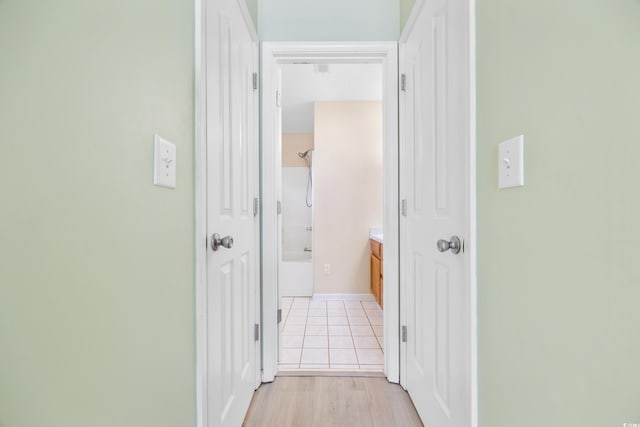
xmin=298 ymin=149 xmax=314 ymax=159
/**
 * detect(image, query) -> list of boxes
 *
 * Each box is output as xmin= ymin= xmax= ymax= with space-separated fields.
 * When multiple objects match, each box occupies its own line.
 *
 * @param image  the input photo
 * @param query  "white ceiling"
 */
xmin=281 ymin=63 xmax=383 ymax=134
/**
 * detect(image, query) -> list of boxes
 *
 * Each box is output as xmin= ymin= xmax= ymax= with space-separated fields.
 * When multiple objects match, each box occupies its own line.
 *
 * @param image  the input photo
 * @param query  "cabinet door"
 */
xmin=371 ymin=253 xmax=381 ymax=303
xmin=370 ymin=239 xmax=382 ymax=258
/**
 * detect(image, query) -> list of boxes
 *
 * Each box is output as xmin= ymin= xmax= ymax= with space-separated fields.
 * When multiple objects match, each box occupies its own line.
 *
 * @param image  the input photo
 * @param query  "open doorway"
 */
xmin=261 ymin=42 xmax=399 ymax=382
xmin=278 ymin=63 xmax=385 ymax=372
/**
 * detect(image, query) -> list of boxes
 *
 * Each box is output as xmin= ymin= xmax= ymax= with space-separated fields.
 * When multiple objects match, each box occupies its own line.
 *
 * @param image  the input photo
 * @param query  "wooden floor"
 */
xmin=243 ymin=376 xmax=423 ymax=427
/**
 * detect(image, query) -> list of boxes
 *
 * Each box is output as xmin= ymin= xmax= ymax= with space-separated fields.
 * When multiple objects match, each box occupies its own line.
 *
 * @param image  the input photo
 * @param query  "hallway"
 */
xmin=3 ymin=0 xmax=639 ymax=426
xmin=242 ymin=376 xmax=423 ymax=427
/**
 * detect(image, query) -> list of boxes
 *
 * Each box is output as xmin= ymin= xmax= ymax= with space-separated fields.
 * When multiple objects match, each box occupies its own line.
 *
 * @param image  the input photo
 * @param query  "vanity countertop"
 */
xmin=369 ymin=227 xmax=383 ymax=244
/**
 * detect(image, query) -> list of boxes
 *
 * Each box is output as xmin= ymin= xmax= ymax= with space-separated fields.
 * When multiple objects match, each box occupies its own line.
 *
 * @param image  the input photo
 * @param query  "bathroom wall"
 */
xmin=282 ymin=133 xmax=314 ymax=167
xmin=279 ymin=63 xmax=383 ymax=268
xmin=313 ymin=101 xmax=383 ymax=294
xmin=281 ymin=167 xmax=312 ymax=254
xmin=281 ymin=134 xmax=314 ymax=254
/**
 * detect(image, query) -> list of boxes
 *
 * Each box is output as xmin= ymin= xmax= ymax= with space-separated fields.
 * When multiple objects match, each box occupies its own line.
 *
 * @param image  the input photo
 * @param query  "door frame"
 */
xmin=194 ymin=1 xmax=262 ymax=426
xmin=261 ymin=42 xmax=400 ymax=383
xmin=398 ymin=0 xmax=477 ymax=424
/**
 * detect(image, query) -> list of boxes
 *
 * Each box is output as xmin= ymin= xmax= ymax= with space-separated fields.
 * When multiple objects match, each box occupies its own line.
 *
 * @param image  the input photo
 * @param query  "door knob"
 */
xmin=437 ymin=236 xmax=461 ymax=254
xmin=211 ymin=233 xmax=234 ymax=251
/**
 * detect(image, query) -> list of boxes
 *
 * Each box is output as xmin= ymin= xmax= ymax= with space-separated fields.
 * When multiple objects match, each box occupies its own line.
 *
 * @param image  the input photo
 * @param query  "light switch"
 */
xmin=498 ymin=135 xmax=524 ymax=189
xmin=154 ymin=134 xmax=176 ymax=188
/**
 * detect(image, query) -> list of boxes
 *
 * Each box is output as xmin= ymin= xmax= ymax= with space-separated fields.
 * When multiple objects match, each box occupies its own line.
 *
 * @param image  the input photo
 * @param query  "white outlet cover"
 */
xmin=154 ymin=134 xmax=176 ymax=189
xmin=498 ymin=135 xmax=524 ymax=189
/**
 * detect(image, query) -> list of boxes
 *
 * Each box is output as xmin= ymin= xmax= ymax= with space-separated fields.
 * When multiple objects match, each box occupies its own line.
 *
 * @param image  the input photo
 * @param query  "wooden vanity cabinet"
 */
xmin=370 ymin=239 xmax=383 ymax=308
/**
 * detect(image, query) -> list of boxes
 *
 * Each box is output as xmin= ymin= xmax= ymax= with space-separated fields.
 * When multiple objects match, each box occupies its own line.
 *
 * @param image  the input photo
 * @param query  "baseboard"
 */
xmin=311 ymin=293 xmax=375 ymax=301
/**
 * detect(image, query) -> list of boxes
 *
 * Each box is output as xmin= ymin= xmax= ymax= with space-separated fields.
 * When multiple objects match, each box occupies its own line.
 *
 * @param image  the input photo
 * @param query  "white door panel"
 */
xmin=401 ymin=0 xmax=472 ymax=425
xmin=206 ymin=0 xmax=258 ymax=425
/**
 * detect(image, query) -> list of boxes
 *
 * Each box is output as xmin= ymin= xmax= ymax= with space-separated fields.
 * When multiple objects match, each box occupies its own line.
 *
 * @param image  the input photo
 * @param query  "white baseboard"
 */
xmin=312 ymin=293 xmax=375 ymax=301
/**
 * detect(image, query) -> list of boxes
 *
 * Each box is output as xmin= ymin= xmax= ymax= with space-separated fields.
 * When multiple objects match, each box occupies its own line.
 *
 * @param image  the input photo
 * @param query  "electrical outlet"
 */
xmin=323 ymin=264 xmax=331 ymax=275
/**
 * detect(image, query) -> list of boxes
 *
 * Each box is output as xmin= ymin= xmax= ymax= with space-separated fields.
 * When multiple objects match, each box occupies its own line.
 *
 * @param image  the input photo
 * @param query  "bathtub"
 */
xmin=280 ymin=250 xmax=313 ymax=297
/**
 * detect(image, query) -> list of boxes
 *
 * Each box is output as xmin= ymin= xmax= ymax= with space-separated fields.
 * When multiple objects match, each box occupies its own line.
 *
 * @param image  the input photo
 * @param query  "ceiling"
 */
xmin=281 ymin=63 xmax=383 ymax=134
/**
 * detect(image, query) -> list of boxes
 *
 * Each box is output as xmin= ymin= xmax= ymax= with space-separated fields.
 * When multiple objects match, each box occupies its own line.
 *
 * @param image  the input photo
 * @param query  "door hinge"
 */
xmin=277 ymin=201 xmax=282 ymax=215
xmin=253 ymin=197 xmax=259 ymax=217
xmin=276 ymin=90 xmax=281 ymax=107
xmin=277 ymin=308 xmax=282 ymax=323
xmin=401 ymin=73 xmax=406 ymax=92
xmin=252 ymin=72 xmax=258 ymax=90
xmin=401 ymin=199 xmax=408 ymax=217
xmin=254 ymin=324 xmax=260 ymax=341
xmin=401 ymin=325 xmax=407 ymax=343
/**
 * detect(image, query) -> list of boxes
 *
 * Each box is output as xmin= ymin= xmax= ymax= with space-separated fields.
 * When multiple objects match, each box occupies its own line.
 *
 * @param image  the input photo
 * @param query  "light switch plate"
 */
xmin=154 ymin=134 xmax=176 ymax=189
xmin=498 ymin=135 xmax=524 ymax=189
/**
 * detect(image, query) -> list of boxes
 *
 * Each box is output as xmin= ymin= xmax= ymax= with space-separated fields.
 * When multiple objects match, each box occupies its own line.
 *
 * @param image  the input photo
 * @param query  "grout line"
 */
xmin=281 ymin=297 xmax=384 ymax=372
xmin=347 ymin=301 xmax=360 ymax=368
xmin=362 ymin=301 xmax=382 ymax=349
xmin=325 ymin=303 xmax=330 ymax=367
xmin=327 ymin=301 xmax=333 ymax=368
xmin=299 ymin=297 xmax=311 ymax=368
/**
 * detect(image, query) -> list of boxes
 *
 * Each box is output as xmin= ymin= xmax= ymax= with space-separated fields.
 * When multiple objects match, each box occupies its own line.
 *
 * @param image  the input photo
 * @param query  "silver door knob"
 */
xmin=211 ymin=233 xmax=234 ymax=251
xmin=437 ymin=236 xmax=461 ymax=254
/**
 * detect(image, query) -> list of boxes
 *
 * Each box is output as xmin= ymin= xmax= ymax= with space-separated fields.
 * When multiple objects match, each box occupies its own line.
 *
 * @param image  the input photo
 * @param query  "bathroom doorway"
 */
xmin=261 ymin=43 xmax=400 ymax=381
xmin=278 ymin=64 xmax=383 ymax=298
xmin=278 ymin=63 xmax=385 ymax=372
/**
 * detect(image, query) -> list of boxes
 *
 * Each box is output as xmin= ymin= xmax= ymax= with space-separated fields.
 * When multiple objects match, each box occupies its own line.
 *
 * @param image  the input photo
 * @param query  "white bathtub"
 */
xmin=280 ymin=250 xmax=313 ymax=297
xmin=283 ymin=250 xmax=311 ymax=262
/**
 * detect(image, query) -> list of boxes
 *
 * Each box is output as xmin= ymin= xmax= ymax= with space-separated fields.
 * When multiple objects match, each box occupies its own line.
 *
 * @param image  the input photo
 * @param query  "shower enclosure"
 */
xmin=280 ymin=147 xmax=314 ymax=296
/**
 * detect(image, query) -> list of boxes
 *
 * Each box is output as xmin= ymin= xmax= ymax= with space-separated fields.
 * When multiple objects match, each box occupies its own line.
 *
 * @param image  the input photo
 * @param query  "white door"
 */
xmin=205 ymin=0 xmax=259 ymax=425
xmin=400 ymin=0 xmax=473 ymax=425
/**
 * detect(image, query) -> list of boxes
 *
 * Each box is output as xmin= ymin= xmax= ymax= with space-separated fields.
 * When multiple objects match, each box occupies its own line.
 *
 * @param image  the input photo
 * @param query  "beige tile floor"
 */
xmin=278 ymin=297 xmax=384 ymax=372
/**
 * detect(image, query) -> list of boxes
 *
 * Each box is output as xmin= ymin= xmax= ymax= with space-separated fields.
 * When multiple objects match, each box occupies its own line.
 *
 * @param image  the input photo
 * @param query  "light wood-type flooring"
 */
xmin=242 ymin=376 xmax=423 ymax=427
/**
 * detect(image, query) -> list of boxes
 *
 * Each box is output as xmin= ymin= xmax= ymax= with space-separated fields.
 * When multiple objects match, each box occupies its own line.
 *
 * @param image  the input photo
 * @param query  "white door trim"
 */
xmin=398 ymin=0 xmax=477 ymax=425
xmin=469 ymin=1 xmax=478 ymax=424
xmin=261 ymin=42 xmax=400 ymax=383
xmin=194 ymin=1 xmax=260 ymax=426
xmin=194 ymin=0 xmax=206 ymax=425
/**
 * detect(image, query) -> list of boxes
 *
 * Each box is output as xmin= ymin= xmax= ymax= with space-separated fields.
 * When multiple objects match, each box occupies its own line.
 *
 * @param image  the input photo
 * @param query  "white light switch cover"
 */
xmin=154 ymin=134 xmax=176 ymax=188
xmin=498 ymin=135 xmax=524 ymax=189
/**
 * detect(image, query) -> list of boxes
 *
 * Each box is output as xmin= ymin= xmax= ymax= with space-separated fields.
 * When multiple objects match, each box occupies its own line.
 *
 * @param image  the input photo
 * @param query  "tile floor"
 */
xmin=278 ymin=297 xmax=384 ymax=372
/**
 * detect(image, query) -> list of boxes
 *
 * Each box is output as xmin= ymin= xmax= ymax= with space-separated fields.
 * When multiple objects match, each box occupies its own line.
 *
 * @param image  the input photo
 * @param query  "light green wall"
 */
xmin=0 ymin=1 xmax=195 ymax=427
xmin=478 ymin=1 xmax=640 ymax=426
xmin=258 ymin=0 xmax=399 ymax=41
xmin=399 ymin=0 xmax=415 ymax=32
xmin=245 ymin=0 xmax=258 ymax=29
